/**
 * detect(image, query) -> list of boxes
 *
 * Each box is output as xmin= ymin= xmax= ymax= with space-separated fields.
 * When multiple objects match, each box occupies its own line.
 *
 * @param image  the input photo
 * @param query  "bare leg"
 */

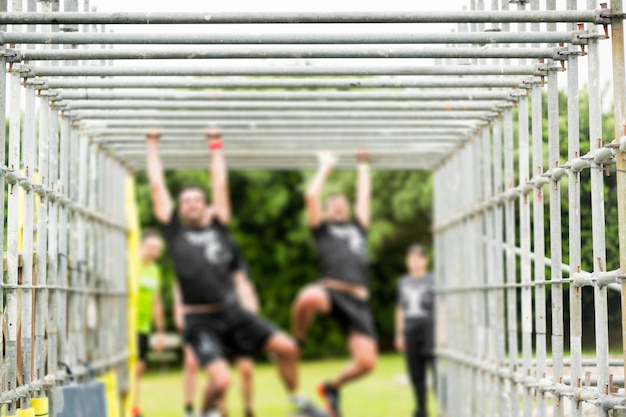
xmin=331 ymin=332 xmax=377 ymax=388
xmin=264 ymin=332 xmax=299 ymax=393
xmin=183 ymin=346 xmax=199 ymax=409
xmin=201 ymin=360 xmax=231 ymax=414
xmin=236 ymin=358 xmax=255 ymax=412
xmin=291 ymin=285 xmax=331 ymax=341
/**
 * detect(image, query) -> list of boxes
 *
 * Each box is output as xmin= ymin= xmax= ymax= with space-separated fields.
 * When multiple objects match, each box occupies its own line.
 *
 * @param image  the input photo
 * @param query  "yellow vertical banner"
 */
xmin=97 ymin=372 xmax=121 ymax=417
xmin=124 ymin=176 xmax=140 ymax=417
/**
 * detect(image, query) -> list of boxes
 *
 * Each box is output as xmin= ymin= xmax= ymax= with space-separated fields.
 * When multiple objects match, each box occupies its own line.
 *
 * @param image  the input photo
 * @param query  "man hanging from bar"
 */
xmin=145 ymin=129 xmax=328 ymax=417
xmin=292 ymin=150 xmax=377 ymax=417
xmin=174 ymin=254 xmax=260 ymax=417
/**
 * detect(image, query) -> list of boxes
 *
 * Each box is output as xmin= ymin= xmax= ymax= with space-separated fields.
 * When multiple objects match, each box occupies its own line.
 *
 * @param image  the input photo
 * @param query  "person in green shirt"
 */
xmin=134 ymin=229 xmax=166 ymax=417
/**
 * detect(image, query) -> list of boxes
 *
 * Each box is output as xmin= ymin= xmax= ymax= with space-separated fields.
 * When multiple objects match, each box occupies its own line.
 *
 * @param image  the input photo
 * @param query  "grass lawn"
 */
xmin=139 ymin=354 xmax=436 ymax=417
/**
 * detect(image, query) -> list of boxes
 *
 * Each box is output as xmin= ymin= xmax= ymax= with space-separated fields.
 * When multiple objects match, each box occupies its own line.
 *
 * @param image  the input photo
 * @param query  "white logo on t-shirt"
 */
xmin=184 ymin=229 xmax=229 ymax=265
xmin=328 ymin=225 xmax=366 ymax=256
xmin=404 ymin=285 xmax=428 ymax=318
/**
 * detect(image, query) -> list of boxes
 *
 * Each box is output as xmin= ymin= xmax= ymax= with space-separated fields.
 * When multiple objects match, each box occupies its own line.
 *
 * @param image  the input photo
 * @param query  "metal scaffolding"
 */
xmin=1 ymin=0 xmax=626 ymax=416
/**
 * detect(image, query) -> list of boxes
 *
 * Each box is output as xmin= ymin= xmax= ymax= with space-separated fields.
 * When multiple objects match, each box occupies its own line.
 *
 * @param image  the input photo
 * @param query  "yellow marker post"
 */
xmin=98 ymin=372 xmax=121 ymax=417
xmin=31 ymin=397 xmax=48 ymax=417
xmin=15 ymin=408 xmax=35 ymax=417
xmin=124 ymin=176 xmax=141 ymax=417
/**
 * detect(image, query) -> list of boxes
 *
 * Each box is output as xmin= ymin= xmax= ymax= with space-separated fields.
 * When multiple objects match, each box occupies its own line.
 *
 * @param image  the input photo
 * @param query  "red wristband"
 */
xmin=209 ymin=140 xmax=223 ymax=151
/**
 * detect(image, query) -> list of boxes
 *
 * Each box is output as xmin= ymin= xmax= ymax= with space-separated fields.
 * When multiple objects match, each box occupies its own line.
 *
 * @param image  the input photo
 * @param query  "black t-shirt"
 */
xmin=162 ymin=213 xmax=242 ymax=305
xmin=397 ymin=273 xmax=436 ymax=331
xmin=312 ymin=220 xmax=369 ymax=287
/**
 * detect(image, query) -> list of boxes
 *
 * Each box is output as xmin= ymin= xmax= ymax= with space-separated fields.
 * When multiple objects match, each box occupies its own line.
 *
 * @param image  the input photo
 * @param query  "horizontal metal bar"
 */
xmin=2 ymin=31 xmax=582 ymax=45
xmin=44 ymin=77 xmax=526 ymax=90
xmin=29 ymin=64 xmax=539 ymax=77
xmin=123 ymin=153 xmax=444 ymax=162
xmin=56 ymin=89 xmax=515 ymax=101
xmin=87 ymin=126 xmax=475 ymax=138
xmin=17 ymin=45 xmax=559 ymax=60
xmin=63 ymin=100 xmax=499 ymax=111
xmin=84 ymin=116 xmax=472 ymax=128
xmin=0 ymin=10 xmax=606 ymax=24
xmin=107 ymin=145 xmax=460 ymax=154
xmin=106 ymin=140 xmax=463 ymax=150
xmin=116 ymin=146 xmax=451 ymax=157
xmin=66 ymin=109 xmax=488 ymax=120
xmin=98 ymin=138 xmax=467 ymax=147
xmin=129 ymin=161 xmax=439 ymax=171
xmin=83 ymin=119 xmax=490 ymax=129
xmin=124 ymin=156 xmax=444 ymax=167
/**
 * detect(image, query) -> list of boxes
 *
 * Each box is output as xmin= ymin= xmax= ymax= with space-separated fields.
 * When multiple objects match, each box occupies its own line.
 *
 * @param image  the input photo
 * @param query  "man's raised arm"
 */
xmin=355 ymin=150 xmax=371 ymax=229
xmin=146 ymin=131 xmax=173 ymax=224
xmin=305 ymin=151 xmax=337 ymax=228
xmin=207 ymin=129 xmax=231 ymax=225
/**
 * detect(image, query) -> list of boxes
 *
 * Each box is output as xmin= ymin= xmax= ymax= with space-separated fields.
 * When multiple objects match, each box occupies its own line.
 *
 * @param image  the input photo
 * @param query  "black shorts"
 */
xmin=326 ymin=288 xmax=377 ymax=340
xmin=137 ymin=333 xmax=150 ymax=362
xmin=183 ymin=303 xmax=277 ymax=367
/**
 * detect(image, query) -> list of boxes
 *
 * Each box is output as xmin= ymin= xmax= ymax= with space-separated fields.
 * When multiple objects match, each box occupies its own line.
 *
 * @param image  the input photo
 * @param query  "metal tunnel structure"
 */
xmin=1 ymin=0 xmax=626 ymax=416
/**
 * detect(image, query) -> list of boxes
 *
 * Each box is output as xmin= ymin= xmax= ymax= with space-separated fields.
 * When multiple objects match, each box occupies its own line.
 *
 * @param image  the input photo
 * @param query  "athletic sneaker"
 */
xmin=317 ymin=382 xmax=341 ymax=417
xmin=292 ymin=398 xmax=329 ymax=417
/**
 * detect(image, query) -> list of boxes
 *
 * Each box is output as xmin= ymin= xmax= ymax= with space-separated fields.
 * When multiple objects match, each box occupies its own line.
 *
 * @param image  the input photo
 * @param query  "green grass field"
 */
xmin=139 ymin=354 xmax=436 ymax=417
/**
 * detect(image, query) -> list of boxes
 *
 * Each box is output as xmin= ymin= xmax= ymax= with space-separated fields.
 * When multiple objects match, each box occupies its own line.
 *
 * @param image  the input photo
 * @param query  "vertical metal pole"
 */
xmin=492 ymin=115 xmax=507 ymax=416
xmin=76 ymin=130 xmax=88 ymax=365
xmin=6 ymin=68 xmax=22 ymax=416
xmin=489 ymin=0 xmax=499 ymax=31
xmin=62 ymin=0 xmax=78 ymax=33
xmin=518 ymin=91 xmax=532 ymax=417
xmin=476 ymin=0 xmax=486 ymax=67
xmin=434 ymin=165 xmax=443 ymax=415
xmin=482 ymin=122 xmax=496 ymax=416
xmin=531 ymin=79 xmax=547 ymax=417
xmin=469 ymin=135 xmax=480 ymax=417
xmin=34 ymin=94 xmax=49 ymax=390
xmin=504 ymin=105 xmax=519 ymax=417
xmin=587 ymin=1 xmax=610 ymax=405
xmin=465 ymin=142 xmax=474 ymax=417
xmin=547 ymin=2 xmax=564 ymax=414
xmin=98 ymin=151 xmax=109 ymax=365
xmin=0 ymin=3 xmax=8 ymax=396
xmin=500 ymin=0 xmax=510 ymax=66
xmin=530 ymin=2 xmax=547 ymax=416
xmin=47 ymin=106 xmax=59 ymax=414
xmin=26 ymin=0 xmax=36 ymax=38
xmin=475 ymin=130 xmax=486 ymax=417
xmin=57 ymin=117 xmax=70 ymax=368
xmin=87 ymin=141 xmax=98 ymax=361
xmin=610 ymin=0 xmax=626 ymax=389
xmin=67 ymin=123 xmax=78 ymax=368
xmin=11 ymin=0 xmax=22 ymax=33
xmin=516 ymin=1 xmax=527 ymax=66
xmin=20 ymin=80 xmax=37 ymax=409
xmin=458 ymin=146 xmax=469 ymax=417
xmin=566 ymin=2 xmax=583 ymax=417
xmin=97 ymin=149 xmax=105 ymax=363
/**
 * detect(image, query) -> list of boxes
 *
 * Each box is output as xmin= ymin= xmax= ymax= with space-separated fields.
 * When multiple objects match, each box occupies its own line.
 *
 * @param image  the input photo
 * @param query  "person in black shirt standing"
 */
xmin=146 ymin=129 xmax=326 ymax=417
xmin=292 ymin=150 xmax=377 ymax=417
xmin=396 ymin=245 xmax=436 ymax=417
